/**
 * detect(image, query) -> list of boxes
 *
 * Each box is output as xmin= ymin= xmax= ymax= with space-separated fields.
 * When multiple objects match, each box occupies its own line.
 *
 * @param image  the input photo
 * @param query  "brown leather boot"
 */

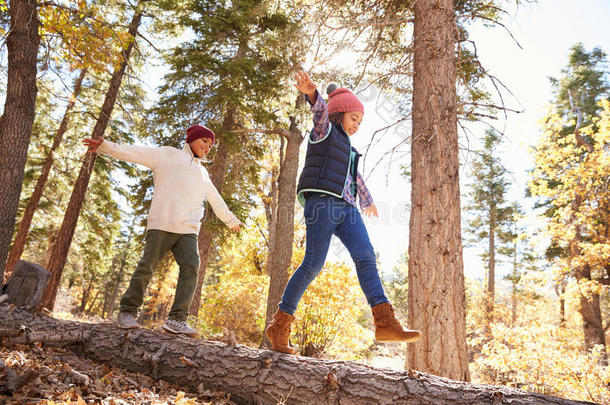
xmin=265 ymin=309 xmax=296 ymax=354
xmin=372 ymin=302 xmax=421 ymax=343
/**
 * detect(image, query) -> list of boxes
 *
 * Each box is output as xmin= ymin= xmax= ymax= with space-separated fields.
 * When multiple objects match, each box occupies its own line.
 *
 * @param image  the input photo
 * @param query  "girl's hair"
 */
xmin=328 ymin=112 xmax=344 ymax=124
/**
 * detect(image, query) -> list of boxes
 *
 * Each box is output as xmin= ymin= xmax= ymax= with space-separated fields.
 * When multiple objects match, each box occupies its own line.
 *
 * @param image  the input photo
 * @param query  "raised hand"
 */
xmin=83 ymin=137 xmax=104 ymax=153
xmin=293 ymin=71 xmax=317 ymax=101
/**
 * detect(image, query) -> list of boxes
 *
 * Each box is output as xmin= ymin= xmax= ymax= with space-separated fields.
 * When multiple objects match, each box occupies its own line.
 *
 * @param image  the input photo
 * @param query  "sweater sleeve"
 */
xmin=356 ymin=171 xmax=374 ymax=210
xmin=97 ymin=140 xmax=161 ymax=169
xmin=202 ymin=175 xmax=241 ymax=228
xmin=306 ymin=90 xmax=331 ymax=141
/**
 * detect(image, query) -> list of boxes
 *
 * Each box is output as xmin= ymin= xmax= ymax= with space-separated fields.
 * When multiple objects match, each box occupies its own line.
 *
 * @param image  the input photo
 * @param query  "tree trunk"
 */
xmin=262 ymin=97 xmax=304 ymax=346
xmin=576 ymin=266 xmax=607 ymax=364
xmin=85 ymin=289 xmax=100 ymax=315
xmin=265 ymin=156 xmax=280 ymax=266
xmin=78 ymin=277 xmax=93 ymax=313
xmin=189 ymin=110 xmax=235 ymax=316
xmin=0 ymin=0 xmax=40 ymax=281
xmin=555 ymin=280 xmax=567 ymax=328
xmin=511 ymin=239 xmax=517 ymax=325
xmin=40 ymin=11 xmax=143 ymax=311
xmin=486 ymin=206 xmax=496 ymax=330
xmin=104 ymin=227 xmax=135 ymax=319
xmin=408 ymin=0 xmax=469 ymax=381
xmin=0 ymin=307 xmax=596 ymax=405
xmin=4 ymin=69 xmax=88 ymax=281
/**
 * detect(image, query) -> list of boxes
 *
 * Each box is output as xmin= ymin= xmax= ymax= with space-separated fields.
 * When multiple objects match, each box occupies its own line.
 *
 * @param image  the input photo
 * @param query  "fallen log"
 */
xmin=0 ymin=306 xmax=596 ymax=405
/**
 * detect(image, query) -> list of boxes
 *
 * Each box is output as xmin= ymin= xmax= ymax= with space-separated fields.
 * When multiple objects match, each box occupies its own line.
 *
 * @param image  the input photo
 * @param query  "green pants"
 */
xmin=119 ymin=229 xmax=200 ymax=322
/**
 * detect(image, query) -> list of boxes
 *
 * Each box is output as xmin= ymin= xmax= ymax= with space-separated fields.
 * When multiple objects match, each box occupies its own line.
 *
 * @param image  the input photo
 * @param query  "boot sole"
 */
xmin=117 ymin=323 xmax=140 ymax=329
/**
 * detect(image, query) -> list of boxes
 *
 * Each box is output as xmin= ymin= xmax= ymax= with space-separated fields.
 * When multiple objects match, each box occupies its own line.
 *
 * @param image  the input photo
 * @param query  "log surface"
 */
xmin=0 ymin=306 xmax=596 ymax=405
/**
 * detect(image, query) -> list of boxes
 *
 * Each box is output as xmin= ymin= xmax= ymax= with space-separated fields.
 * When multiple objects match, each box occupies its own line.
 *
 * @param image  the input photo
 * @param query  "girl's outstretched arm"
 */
xmin=294 ymin=70 xmax=329 ymax=141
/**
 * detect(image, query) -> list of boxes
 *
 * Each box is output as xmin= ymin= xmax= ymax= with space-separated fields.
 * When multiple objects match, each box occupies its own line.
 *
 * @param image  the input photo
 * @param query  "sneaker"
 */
xmin=162 ymin=319 xmax=199 ymax=338
xmin=117 ymin=311 xmax=140 ymax=329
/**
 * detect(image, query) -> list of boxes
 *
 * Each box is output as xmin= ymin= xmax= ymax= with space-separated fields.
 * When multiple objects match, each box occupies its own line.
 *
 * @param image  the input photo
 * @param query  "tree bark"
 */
xmin=103 ymin=225 xmax=135 ymax=319
xmin=486 ymin=206 xmax=496 ymax=330
xmin=4 ymin=69 xmax=88 ymax=280
xmin=408 ymin=0 xmax=469 ymax=381
xmin=189 ymin=110 xmax=235 ymax=316
xmin=40 ymin=11 xmax=143 ymax=311
xmin=262 ymin=96 xmax=305 ymax=346
xmin=0 ymin=0 xmax=40 ymax=281
xmin=576 ymin=265 xmax=607 ymax=364
xmin=0 ymin=307 xmax=596 ymax=405
xmin=511 ymin=238 xmax=517 ymax=325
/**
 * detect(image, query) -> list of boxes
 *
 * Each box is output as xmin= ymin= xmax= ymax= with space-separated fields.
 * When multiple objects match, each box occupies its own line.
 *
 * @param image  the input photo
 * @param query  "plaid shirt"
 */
xmin=306 ymin=91 xmax=374 ymax=210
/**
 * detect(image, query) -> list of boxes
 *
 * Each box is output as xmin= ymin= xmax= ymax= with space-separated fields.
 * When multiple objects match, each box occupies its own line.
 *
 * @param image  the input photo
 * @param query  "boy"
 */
xmin=84 ymin=125 xmax=242 ymax=337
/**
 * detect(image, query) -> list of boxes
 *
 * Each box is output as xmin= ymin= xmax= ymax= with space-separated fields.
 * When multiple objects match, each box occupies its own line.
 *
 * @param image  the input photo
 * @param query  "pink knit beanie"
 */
xmin=327 ymin=86 xmax=364 ymax=115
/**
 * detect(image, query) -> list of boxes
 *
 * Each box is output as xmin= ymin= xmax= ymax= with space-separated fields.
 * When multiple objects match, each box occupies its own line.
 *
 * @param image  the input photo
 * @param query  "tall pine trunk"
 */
xmin=262 ymin=97 xmax=304 ymax=345
xmin=189 ymin=110 xmax=235 ymax=316
xmin=103 ymin=225 xmax=135 ymax=319
xmin=511 ymin=237 xmax=518 ymax=325
xmin=0 ymin=0 xmax=40 ymax=280
xmin=40 ymin=11 xmax=143 ymax=311
xmin=486 ymin=206 xmax=496 ymax=330
xmin=407 ymin=0 xmax=469 ymax=380
xmin=4 ymin=69 xmax=87 ymax=280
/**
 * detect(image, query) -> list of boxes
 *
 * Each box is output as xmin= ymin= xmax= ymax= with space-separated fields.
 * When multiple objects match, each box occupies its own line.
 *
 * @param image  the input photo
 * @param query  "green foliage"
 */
xmin=549 ymin=43 xmax=609 ymax=133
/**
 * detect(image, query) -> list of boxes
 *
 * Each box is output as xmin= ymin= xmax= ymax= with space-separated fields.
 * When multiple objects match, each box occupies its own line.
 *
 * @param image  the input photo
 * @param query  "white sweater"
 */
xmin=98 ymin=140 xmax=240 ymax=234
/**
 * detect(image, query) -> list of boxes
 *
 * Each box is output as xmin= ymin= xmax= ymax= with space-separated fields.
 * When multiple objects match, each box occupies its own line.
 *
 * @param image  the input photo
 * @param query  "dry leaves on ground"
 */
xmin=0 ymin=344 xmax=236 ymax=404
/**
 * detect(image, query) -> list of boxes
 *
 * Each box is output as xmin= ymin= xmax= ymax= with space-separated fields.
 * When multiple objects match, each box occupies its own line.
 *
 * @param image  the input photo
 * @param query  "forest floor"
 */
xmin=0 ymin=343 xmax=236 ymax=405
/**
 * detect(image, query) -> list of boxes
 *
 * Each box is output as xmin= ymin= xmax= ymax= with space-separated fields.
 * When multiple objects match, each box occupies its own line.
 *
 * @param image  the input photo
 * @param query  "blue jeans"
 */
xmin=278 ymin=193 xmax=389 ymax=315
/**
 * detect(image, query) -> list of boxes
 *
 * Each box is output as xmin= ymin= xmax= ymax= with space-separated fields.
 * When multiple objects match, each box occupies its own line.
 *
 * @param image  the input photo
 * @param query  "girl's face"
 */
xmin=189 ymin=137 xmax=214 ymax=158
xmin=342 ymin=111 xmax=363 ymax=136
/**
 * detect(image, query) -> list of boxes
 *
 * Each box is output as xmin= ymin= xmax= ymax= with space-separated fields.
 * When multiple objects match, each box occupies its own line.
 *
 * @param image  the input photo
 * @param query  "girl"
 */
xmin=84 ymin=125 xmax=243 ymax=337
xmin=265 ymin=71 xmax=420 ymax=354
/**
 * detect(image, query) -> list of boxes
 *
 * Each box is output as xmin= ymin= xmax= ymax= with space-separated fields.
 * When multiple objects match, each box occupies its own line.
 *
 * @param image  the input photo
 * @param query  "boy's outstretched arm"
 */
xmin=83 ymin=137 xmax=160 ymax=169
xmin=294 ymin=70 xmax=329 ymax=141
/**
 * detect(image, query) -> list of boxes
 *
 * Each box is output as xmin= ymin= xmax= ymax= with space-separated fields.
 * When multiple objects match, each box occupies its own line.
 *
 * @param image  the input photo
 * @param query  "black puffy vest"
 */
xmin=296 ymin=122 xmax=360 ymax=204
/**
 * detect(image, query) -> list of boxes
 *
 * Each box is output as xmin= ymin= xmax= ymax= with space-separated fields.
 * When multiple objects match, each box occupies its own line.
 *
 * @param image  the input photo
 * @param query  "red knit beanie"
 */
xmin=186 ymin=125 xmax=215 ymax=144
xmin=327 ymin=88 xmax=364 ymax=115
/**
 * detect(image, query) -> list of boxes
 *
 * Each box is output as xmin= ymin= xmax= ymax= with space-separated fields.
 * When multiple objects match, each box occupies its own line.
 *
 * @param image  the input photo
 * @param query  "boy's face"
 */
xmin=189 ymin=137 xmax=213 ymax=158
xmin=342 ymin=111 xmax=363 ymax=136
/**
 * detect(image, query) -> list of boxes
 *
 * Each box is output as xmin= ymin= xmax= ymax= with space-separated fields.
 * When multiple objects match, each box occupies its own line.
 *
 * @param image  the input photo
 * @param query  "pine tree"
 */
xmin=530 ymin=43 xmax=610 ymax=363
xmin=408 ymin=0 xmax=469 ymax=380
xmin=463 ymin=129 xmax=513 ymax=329
xmin=497 ymin=202 xmax=540 ymax=325
xmin=148 ymin=0 xmax=301 ymax=316
xmin=41 ymin=6 xmax=144 ymax=311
